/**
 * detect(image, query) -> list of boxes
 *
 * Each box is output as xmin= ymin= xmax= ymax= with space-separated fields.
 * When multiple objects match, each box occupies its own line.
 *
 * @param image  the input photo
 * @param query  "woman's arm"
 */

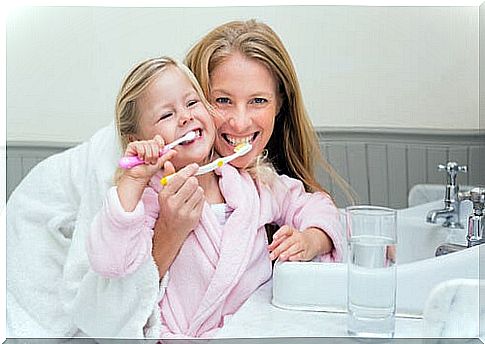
xmin=151 ymin=162 xmax=205 ymax=277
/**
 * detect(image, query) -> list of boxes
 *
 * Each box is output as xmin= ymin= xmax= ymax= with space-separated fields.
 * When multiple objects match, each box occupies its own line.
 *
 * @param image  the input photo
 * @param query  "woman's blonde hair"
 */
xmin=185 ymin=19 xmax=354 ymax=202
xmin=113 ymin=56 xmax=214 ymax=182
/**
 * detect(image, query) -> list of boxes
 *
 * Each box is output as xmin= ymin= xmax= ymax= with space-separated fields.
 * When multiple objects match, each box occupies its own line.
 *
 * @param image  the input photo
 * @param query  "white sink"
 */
xmin=272 ymin=200 xmax=479 ymax=317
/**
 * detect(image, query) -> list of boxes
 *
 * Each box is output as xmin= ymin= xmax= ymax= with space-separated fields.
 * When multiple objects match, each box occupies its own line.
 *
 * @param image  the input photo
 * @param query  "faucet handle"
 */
xmin=437 ymin=162 xmax=468 ymax=174
xmin=459 ymin=187 xmax=485 ymax=212
xmin=438 ymin=162 xmax=467 ymax=184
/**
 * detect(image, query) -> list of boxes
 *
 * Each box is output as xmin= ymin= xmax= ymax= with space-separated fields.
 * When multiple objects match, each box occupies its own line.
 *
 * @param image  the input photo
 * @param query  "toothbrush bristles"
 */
xmin=184 ymin=131 xmax=196 ymax=141
xmin=234 ymin=143 xmax=246 ymax=152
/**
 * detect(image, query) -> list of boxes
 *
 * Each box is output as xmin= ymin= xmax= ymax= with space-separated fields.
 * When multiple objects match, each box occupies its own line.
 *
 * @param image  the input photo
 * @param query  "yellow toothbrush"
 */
xmin=160 ymin=143 xmax=252 ymax=186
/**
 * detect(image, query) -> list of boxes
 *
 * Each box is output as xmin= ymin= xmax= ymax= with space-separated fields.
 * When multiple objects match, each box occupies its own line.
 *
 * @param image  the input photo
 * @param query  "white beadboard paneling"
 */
xmin=367 ymin=143 xmax=389 ymax=207
xmin=326 ymin=143 xmax=350 ymax=208
xmin=387 ymin=144 xmax=408 ymax=209
xmin=6 ymin=157 xmax=23 ymax=199
xmin=346 ymin=142 xmax=369 ymax=205
xmin=448 ymin=146 xmax=470 ymax=186
xmin=407 ymin=145 xmax=427 ymax=195
xmin=468 ymin=146 xmax=485 ymax=187
xmin=426 ymin=147 xmax=450 ymax=185
xmin=317 ymin=144 xmax=334 ymax=197
xmin=6 ymin=129 xmax=485 ymax=208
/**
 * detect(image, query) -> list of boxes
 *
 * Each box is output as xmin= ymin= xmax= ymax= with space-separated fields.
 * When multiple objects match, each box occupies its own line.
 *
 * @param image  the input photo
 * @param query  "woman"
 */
xmin=152 ymin=19 xmax=350 ymax=278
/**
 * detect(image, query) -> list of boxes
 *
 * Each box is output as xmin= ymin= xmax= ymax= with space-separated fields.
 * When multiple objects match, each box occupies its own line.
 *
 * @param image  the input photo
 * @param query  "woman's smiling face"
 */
xmin=209 ymin=52 xmax=281 ymax=168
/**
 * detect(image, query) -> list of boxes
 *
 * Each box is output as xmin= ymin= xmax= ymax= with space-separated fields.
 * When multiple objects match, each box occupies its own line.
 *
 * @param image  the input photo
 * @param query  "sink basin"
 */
xmin=272 ymin=200 xmax=479 ymax=317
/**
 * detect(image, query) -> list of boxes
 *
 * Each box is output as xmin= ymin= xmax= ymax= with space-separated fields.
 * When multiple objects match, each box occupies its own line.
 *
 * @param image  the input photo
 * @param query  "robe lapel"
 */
xmin=187 ymin=165 xmax=261 ymax=336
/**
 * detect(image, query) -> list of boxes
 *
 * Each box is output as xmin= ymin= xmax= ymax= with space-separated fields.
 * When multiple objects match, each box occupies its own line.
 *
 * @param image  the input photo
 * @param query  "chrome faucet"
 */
xmin=459 ymin=187 xmax=485 ymax=247
xmin=435 ymin=187 xmax=485 ymax=256
xmin=426 ymin=162 xmax=467 ymax=228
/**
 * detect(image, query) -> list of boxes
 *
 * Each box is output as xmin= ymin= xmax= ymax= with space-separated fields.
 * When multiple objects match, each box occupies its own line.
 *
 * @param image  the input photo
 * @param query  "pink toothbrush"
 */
xmin=119 ymin=131 xmax=197 ymax=169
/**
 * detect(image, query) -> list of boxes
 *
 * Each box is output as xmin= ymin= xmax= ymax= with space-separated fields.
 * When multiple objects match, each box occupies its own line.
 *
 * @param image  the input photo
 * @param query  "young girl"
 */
xmin=87 ymin=56 xmax=343 ymax=338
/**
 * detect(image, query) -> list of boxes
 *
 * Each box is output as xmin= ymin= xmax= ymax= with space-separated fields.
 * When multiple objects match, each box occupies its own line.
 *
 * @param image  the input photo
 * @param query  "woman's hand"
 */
xmin=268 ymin=226 xmax=333 ymax=262
xmin=157 ymin=162 xmax=205 ymax=240
xmin=152 ymin=162 xmax=205 ymax=277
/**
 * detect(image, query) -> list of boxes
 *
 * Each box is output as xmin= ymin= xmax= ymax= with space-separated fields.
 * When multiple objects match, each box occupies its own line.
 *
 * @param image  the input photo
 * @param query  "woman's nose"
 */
xmin=227 ymin=106 xmax=251 ymax=132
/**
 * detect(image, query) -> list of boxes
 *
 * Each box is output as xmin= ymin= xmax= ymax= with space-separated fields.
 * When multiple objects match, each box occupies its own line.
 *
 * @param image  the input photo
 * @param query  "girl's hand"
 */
xmin=123 ymin=135 xmax=173 ymax=183
xmin=152 ymin=162 xmax=205 ymax=277
xmin=117 ymin=135 xmax=176 ymax=212
xmin=268 ymin=226 xmax=333 ymax=262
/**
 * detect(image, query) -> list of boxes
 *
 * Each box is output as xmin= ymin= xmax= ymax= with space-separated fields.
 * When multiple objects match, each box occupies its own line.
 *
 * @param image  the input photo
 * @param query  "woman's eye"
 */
xmin=251 ymin=98 xmax=267 ymax=104
xmin=215 ymin=97 xmax=231 ymax=105
xmin=158 ymin=113 xmax=173 ymax=121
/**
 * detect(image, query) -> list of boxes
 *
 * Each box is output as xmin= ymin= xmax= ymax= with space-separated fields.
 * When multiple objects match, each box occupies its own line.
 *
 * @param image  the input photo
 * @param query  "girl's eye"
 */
xmin=251 ymin=97 xmax=267 ymax=104
xmin=215 ymin=97 xmax=231 ymax=105
xmin=158 ymin=113 xmax=173 ymax=121
xmin=187 ymin=99 xmax=198 ymax=107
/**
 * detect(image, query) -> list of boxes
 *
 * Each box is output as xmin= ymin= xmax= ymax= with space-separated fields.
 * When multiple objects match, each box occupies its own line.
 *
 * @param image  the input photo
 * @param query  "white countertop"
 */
xmin=214 ymin=199 xmax=482 ymax=340
xmin=216 ymin=280 xmax=424 ymax=339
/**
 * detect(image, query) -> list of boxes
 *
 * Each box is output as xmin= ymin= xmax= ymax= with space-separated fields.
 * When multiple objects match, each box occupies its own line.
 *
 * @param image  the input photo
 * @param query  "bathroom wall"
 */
xmin=7 ymin=5 xmax=479 ymax=143
xmin=6 ymin=5 xmax=484 ymax=207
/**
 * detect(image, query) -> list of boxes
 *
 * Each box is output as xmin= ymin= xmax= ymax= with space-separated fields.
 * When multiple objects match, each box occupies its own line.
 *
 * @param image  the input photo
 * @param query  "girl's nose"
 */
xmin=179 ymin=109 xmax=195 ymax=126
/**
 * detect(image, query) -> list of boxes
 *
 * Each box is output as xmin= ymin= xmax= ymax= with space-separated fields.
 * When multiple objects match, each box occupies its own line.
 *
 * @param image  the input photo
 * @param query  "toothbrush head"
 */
xmin=233 ymin=143 xmax=252 ymax=156
xmin=182 ymin=130 xmax=197 ymax=142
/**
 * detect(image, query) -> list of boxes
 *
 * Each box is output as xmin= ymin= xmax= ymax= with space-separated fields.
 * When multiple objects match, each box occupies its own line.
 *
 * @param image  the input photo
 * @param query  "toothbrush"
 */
xmin=160 ymin=143 xmax=253 ymax=186
xmin=119 ymin=131 xmax=197 ymax=169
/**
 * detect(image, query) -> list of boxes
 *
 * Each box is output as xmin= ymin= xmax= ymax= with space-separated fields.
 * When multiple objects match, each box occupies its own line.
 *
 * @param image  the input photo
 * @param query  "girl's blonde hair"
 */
xmin=185 ymin=19 xmax=355 ymax=203
xmin=114 ymin=56 xmax=214 ymax=182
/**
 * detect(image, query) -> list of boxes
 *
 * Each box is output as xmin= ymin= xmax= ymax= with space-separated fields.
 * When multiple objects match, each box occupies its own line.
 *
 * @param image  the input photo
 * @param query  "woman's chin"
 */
xmin=229 ymin=155 xmax=254 ymax=169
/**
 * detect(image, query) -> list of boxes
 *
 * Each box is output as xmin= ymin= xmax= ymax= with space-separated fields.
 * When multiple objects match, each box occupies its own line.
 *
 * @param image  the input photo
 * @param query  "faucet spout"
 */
xmin=426 ymin=205 xmax=462 ymax=229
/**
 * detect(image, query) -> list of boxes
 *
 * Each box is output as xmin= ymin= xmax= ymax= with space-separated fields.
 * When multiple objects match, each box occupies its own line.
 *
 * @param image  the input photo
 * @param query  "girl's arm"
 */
xmin=268 ymin=225 xmax=334 ymax=261
xmin=86 ymin=186 xmax=159 ymax=278
xmin=266 ymin=174 xmax=343 ymax=262
xmin=87 ymin=135 xmax=175 ymax=277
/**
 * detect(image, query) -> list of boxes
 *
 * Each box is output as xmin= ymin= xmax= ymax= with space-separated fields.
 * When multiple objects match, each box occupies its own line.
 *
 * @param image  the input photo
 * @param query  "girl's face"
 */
xmin=209 ymin=53 xmax=281 ymax=168
xmin=136 ymin=66 xmax=215 ymax=170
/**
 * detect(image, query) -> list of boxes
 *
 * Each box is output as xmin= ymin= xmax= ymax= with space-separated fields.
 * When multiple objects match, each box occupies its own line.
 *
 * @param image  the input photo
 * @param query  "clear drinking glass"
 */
xmin=346 ymin=205 xmax=397 ymax=338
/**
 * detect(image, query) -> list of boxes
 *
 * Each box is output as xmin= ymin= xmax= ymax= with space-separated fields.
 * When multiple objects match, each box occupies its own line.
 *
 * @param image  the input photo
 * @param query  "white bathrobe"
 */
xmin=6 ymin=123 xmax=164 ymax=338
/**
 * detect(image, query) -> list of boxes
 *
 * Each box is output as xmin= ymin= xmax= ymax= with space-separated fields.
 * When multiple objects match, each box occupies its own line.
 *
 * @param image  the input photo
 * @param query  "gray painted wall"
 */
xmin=7 ymin=129 xmax=484 ymax=209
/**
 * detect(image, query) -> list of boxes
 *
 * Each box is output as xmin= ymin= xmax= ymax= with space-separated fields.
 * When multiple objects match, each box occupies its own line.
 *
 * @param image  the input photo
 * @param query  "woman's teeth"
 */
xmin=224 ymin=134 xmax=255 ymax=146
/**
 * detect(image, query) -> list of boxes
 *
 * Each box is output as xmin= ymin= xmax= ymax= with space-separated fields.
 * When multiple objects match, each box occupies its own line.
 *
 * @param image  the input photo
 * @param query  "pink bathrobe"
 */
xmin=87 ymin=164 xmax=343 ymax=338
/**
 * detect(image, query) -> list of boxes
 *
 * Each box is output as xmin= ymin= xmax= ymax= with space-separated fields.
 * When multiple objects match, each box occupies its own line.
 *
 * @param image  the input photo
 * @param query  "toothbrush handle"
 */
xmin=119 ymin=156 xmax=145 ymax=169
xmin=119 ymin=146 xmax=171 ymax=169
